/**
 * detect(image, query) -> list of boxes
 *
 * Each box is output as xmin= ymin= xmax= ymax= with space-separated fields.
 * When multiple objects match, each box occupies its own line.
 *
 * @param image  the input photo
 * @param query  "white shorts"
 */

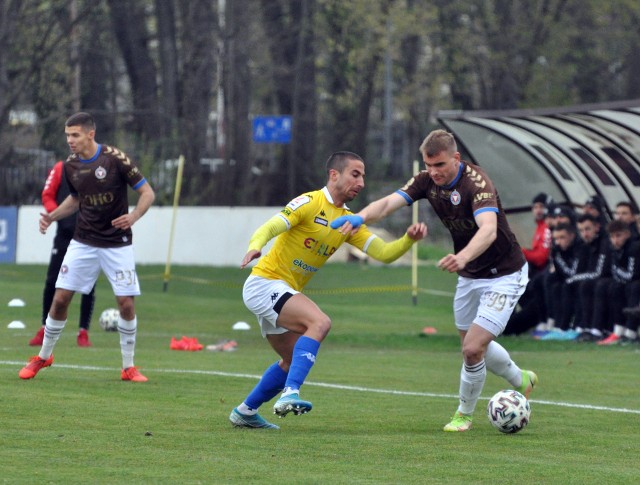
xmin=453 ymin=263 xmax=528 ymax=336
xmin=243 ymin=275 xmax=299 ymax=337
xmin=56 ymin=240 xmax=141 ymax=296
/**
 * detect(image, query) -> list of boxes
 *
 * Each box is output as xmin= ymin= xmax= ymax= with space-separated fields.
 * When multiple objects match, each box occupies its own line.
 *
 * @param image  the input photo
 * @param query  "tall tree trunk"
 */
xmin=155 ymin=0 xmax=179 ymax=157
xmin=260 ymin=0 xmax=317 ymax=200
xmin=434 ymin=0 xmax=475 ymax=110
xmin=319 ymin=0 xmax=391 ymax=163
xmin=289 ymin=0 xmax=317 ymax=194
xmin=106 ymin=0 xmax=159 ymax=144
xmin=0 ymin=0 xmax=22 ymax=150
xmin=80 ymin=2 xmax=116 ymax=144
xmin=220 ymin=0 xmax=252 ymax=205
xmin=178 ymin=0 xmax=216 ymax=203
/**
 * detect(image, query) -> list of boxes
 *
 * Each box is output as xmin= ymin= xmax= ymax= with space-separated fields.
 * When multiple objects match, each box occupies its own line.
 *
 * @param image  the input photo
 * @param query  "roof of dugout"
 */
xmin=437 ymin=99 xmax=640 ymax=219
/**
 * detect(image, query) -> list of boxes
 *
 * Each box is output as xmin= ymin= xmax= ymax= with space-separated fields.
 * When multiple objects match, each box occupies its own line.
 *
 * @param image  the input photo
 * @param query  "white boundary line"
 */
xmin=3 ymin=360 xmax=639 ymax=415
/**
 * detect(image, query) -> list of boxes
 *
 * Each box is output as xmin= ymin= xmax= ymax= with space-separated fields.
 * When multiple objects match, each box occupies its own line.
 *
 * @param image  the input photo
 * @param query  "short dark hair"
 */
xmin=577 ymin=213 xmax=599 ymax=225
xmin=585 ymin=195 xmax=604 ymax=212
xmin=532 ymin=192 xmax=553 ymax=206
xmin=608 ymin=219 xmax=631 ymax=234
xmin=616 ymin=201 xmax=638 ymax=215
xmin=65 ymin=112 xmax=96 ymax=132
xmin=553 ymin=222 xmax=576 ymax=234
xmin=325 ymin=151 xmax=364 ymax=176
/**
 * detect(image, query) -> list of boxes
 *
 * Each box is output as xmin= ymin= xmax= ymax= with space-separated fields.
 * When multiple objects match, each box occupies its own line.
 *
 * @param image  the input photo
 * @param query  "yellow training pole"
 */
xmin=412 ymin=160 xmax=419 ymax=305
xmin=163 ymin=155 xmax=185 ymax=292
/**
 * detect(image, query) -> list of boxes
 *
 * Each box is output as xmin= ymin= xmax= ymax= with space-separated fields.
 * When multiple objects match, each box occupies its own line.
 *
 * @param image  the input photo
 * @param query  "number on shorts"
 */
xmin=486 ymin=291 xmax=507 ymax=312
xmin=116 ymin=270 xmax=137 ymax=286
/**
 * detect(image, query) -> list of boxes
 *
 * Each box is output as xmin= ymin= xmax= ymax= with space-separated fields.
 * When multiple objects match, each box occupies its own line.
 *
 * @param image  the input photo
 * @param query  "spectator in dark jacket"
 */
xmin=582 ymin=195 xmax=609 ymax=227
xmin=539 ymin=222 xmax=582 ymax=340
xmin=614 ymin=201 xmax=639 ymax=241
xmin=593 ymin=220 xmax=640 ymax=345
xmin=568 ymin=214 xmax=612 ymax=342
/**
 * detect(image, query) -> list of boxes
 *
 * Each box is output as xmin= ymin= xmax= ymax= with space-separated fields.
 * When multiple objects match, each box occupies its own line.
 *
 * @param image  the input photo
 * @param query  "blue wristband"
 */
xmin=330 ymin=215 xmax=363 ymax=229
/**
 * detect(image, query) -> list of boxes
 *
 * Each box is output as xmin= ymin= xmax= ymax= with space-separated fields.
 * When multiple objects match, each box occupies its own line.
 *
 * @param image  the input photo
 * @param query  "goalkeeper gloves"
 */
xmin=330 ymin=215 xmax=363 ymax=229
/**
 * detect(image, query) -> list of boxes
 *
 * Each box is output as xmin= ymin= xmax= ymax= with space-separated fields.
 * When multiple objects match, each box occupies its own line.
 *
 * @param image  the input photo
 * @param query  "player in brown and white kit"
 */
xmin=19 ymin=112 xmax=155 ymax=382
xmin=331 ymin=129 xmax=538 ymax=432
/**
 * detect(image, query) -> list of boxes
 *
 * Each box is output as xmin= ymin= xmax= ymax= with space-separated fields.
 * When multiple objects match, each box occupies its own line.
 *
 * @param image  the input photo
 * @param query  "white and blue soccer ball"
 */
xmin=98 ymin=308 xmax=120 ymax=332
xmin=487 ymin=389 xmax=531 ymax=434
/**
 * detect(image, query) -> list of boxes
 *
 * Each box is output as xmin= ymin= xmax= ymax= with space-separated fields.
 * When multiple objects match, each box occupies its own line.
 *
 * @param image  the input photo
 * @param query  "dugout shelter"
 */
xmin=437 ymin=99 xmax=640 ymax=237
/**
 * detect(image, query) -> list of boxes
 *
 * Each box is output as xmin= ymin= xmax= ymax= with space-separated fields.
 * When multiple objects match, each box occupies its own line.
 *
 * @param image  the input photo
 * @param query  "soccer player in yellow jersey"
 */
xmin=229 ymin=151 xmax=427 ymax=429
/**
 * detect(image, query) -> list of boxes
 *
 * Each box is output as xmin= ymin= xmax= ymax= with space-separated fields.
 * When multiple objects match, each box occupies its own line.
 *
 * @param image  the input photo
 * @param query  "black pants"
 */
xmin=503 ymin=271 xmax=548 ymax=335
xmin=545 ymin=272 xmax=575 ymax=330
xmin=624 ymin=280 xmax=640 ymax=330
xmin=574 ymin=279 xmax=597 ymax=329
xmin=591 ymin=278 xmax=625 ymax=333
xmin=42 ymin=232 xmax=96 ymax=329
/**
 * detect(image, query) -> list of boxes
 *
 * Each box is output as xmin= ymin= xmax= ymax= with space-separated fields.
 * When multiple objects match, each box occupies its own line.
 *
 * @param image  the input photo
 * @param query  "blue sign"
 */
xmin=252 ymin=115 xmax=292 ymax=144
xmin=0 ymin=206 xmax=17 ymax=263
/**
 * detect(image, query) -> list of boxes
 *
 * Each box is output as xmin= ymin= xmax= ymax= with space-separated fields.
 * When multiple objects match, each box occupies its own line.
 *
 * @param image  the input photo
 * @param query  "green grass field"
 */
xmin=1 ymin=263 xmax=639 ymax=484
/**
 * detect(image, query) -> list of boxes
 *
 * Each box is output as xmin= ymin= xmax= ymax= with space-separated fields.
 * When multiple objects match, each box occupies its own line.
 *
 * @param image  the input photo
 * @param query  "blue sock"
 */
xmin=283 ymin=336 xmax=321 ymax=392
xmin=245 ymin=361 xmax=288 ymax=410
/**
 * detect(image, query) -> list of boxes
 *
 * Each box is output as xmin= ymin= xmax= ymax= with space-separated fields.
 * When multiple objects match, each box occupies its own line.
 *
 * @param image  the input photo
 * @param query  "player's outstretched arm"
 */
xmin=365 ymin=222 xmax=427 ymax=264
xmin=331 ymin=193 xmax=407 ymax=235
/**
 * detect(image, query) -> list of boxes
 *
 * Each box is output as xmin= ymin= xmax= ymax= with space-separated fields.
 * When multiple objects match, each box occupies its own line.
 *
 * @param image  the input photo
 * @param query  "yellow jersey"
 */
xmin=251 ymin=187 xmax=377 ymax=291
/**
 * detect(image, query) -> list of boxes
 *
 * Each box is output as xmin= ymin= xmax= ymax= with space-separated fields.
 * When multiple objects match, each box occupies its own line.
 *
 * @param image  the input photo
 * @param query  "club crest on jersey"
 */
xmin=450 ymin=189 xmax=461 ymax=206
xmin=95 ymin=166 xmax=107 ymax=180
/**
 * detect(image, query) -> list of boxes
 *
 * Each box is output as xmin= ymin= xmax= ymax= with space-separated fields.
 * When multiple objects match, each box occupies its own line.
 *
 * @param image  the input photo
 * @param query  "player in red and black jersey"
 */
xmin=332 ymin=129 xmax=537 ymax=432
xmin=19 ymin=112 xmax=155 ymax=382
xmin=28 ymin=160 xmax=97 ymax=348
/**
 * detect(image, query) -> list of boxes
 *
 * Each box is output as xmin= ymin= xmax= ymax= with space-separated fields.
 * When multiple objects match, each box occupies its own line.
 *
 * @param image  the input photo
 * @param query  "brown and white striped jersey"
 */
xmin=396 ymin=161 xmax=524 ymax=279
xmin=64 ymin=144 xmax=146 ymax=248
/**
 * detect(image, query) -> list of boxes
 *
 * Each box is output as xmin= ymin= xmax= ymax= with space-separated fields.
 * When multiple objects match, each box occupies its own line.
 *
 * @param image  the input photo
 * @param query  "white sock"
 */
xmin=535 ymin=322 xmax=548 ymax=331
xmin=237 ymin=403 xmax=257 ymax=415
xmin=458 ymin=360 xmax=486 ymax=415
xmin=281 ymin=387 xmax=299 ymax=397
xmin=485 ymin=341 xmax=522 ymax=388
xmin=118 ymin=316 xmax=137 ymax=369
xmin=39 ymin=315 xmax=66 ymax=360
xmin=613 ymin=324 xmax=625 ymax=337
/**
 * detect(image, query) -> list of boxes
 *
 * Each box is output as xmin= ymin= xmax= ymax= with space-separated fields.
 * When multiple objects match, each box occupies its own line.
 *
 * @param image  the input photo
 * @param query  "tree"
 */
xmin=259 ymin=0 xmax=317 ymax=200
xmin=106 ymin=0 xmax=159 ymax=145
xmin=317 ymin=0 xmax=393 ymax=161
xmin=211 ymin=0 xmax=255 ymax=205
xmin=154 ymin=0 xmax=180 ymax=153
xmin=176 ymin=0 xmax=216 ymax=203
xmin=0 ymin=0 xmax=23 ymax=139
xmin=2 ymin=0 xmax=640 ymax=206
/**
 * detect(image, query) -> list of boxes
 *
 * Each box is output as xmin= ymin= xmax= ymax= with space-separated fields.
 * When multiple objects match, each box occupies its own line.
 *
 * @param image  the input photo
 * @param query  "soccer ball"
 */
xmin=487 ymin=389 xmax=531 ymax=434
xmin=98 ymin=308 xmax=120 ymax=332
